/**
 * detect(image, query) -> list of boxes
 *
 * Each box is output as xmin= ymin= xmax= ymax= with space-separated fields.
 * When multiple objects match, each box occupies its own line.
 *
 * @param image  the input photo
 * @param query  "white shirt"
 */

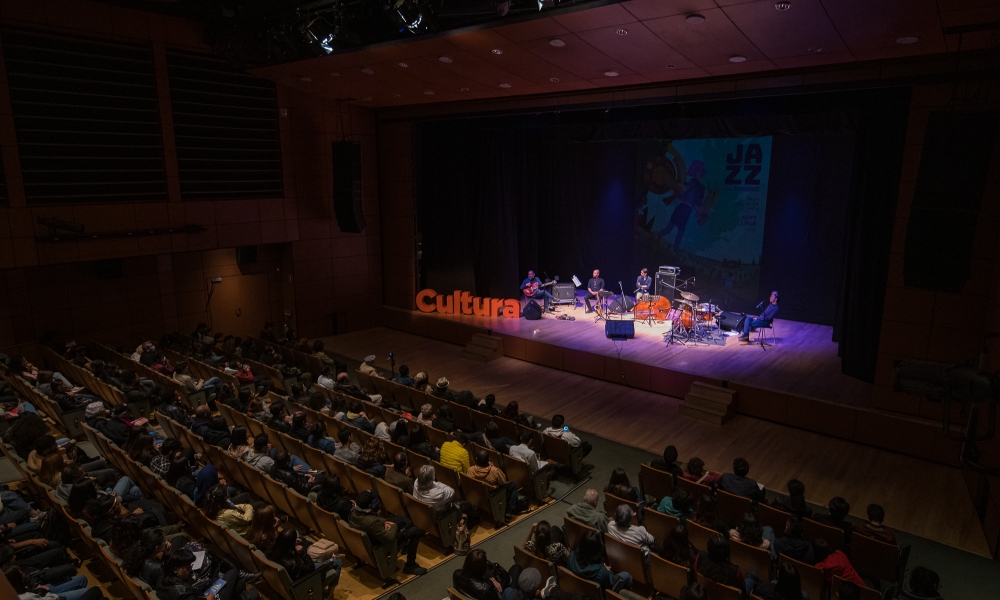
xmin=412 ymin=481 xmax=455 ymax=511
xmin=608 ymin=521 xmax=655 ymax=555
xmin=317 ymin=375 xmax=337 ymax=390
xmin=543 ymin=427 xmax=582 ymax=448
xmin=509 ymin=443 xmax=548 ymax=474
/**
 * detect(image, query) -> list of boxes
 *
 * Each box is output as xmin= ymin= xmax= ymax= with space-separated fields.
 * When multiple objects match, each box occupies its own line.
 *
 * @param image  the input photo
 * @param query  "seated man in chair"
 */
xmin=739 ymin=290 xmax=780 ymax=343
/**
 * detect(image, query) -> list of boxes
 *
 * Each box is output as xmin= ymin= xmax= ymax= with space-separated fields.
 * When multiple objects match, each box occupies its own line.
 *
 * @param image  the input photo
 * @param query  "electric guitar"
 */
xmin=523 ymin=277 xmax=559 ymax=297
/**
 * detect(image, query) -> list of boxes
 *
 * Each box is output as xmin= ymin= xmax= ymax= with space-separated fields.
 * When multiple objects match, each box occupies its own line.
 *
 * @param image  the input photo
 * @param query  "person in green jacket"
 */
xmin=347 ymin=491 xmax=427 ymax=576
xmin=657 ymin=488 xmax=694 ymax=522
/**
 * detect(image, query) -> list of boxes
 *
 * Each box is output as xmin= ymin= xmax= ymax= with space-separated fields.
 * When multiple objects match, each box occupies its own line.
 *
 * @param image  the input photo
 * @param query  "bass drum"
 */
xmin=608 ymin=296 xmax=636 ymax=314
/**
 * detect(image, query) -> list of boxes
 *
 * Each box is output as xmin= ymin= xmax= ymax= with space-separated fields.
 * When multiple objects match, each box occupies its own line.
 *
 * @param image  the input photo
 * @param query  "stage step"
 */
xmin=680 ymin=382 xmax=737 ymax=425
xmin=461 ymin=334 xmax=505 ymax=363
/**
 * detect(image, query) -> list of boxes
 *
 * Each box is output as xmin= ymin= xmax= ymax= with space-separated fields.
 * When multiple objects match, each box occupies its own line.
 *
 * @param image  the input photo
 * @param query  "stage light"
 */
xmin=300 ymin=17 xmax=337 ymax=55
xmin=538 ymin=0 xmax=557 ymax=10
xmin=729 ymin=55 xmax=747 ymax=63
xmin=387 ymin=0 xmax=429 ymax=34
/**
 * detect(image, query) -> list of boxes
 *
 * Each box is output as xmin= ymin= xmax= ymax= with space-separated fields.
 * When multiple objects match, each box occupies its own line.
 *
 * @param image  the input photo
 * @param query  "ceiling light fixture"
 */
xmin=775 ymin=2 xmax=791 ymax=10
xmin=439 ymin=56 xmax=453 ymax=63
xmin=299 ymin=76 xmax=312 ymax=82
xmin=604 ymin=70 xmax=619 ymax=77
xmin=492 ymin=48 xmax=503 ymax=55
xmin=549 ymin=77 xmax=560 ymax=82
xmin=330 ymin=72 xmax=340 ymax=77
xmin=808 ymin=46 xmax=823 ymax=53
xmin=499 ymin=83 xmax=511 ymax=88
xmin=361 ymin=67 xmax=374 ymax=74
xmin=549 ymin=39 xmax=566 ymax=47
xmin=685 ymin=14 xmax=705 ymax=25
xmin=399 ymin=62 xmax=409 ymax=67
xmin=423 ymin=90 xmax=434 ymax=95
xmin=393 ymin=94 xmax=401 ymax=97
xmin=460 ymin=87 xmax=470 ymax=91
xmin=896 ymin=36 xmax=919 ymax=44
xmin=729 ymin=55 xmax=747 ymax=63
xmin=617 ymin=28 xmax=628 ymax=36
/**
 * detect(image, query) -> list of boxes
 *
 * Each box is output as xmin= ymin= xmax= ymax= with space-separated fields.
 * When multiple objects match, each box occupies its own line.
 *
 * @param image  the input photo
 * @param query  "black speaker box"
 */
xmin=605 ymin=320 xmax=635 ymax=339
xmin=522 ymin=300 xmax=542 ymax=320
xmin=717 ymin=311 xmax=746 ymax=332
xmin=552 ymin=283 xmax=576 ymax=301
xmin=608 ymin=297 xmax=636 ymax=313
xmin=332 ymin=141 xmax=366 ymax=233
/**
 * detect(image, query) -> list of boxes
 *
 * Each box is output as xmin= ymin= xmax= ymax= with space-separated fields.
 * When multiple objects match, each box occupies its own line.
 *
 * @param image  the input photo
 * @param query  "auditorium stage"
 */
xmin=382 ymin=301 xmax=875 ymax=409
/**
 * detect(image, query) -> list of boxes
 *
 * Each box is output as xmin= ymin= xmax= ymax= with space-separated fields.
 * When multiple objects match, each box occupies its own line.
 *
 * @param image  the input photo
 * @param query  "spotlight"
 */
xmin=387 ymin=0 xmax=429 ymax=34
xmin=300 ymin=17 xmax=337 ymax=55
xmin=538 ymin=0 xmax=557 ymax=10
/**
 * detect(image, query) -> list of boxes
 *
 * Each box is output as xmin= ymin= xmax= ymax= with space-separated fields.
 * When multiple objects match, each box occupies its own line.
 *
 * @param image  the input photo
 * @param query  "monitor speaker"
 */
xmin=717 ymin=311 xmax=746 ymax=332
xmin=522 ymin=300 xmax=542 ymax=320
xmin=605 ymin=320 xmax=634 ymax=339
xmin=332 ymin=141 xmax=366 ymax=233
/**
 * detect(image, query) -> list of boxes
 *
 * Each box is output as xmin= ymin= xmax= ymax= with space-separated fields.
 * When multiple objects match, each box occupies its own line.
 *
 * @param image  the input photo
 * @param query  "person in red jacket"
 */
xmin=813 ymin=539 xmax=865 ymax=587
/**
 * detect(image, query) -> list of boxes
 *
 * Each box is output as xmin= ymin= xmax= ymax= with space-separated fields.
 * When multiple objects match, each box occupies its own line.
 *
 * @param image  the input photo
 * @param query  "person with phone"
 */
xmin=155 ymin=547 xmax=260 ymax=600
xmin=542 ymin=415 xmax=593 ymax=457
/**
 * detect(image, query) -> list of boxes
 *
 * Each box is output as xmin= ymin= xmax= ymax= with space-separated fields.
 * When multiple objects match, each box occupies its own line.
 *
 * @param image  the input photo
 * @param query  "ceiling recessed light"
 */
xmin=492 ymin=48 xmax=503 ymax=55
xmin=808 ymin=47 xmax=823 ymax=53
xmin=460 ymin=87 xmax=470 ymax=92
xmin=499 ymin=83 xmax=512 ymax=88
xmin=666 ymin=64 xmax=677 ymax=69
xmin=299 ymin=76 xmax=311 ymax=82
xmin=549 ymin=39 xmax=566 ymax=47
xmin=438 ymin=56 xmax=453 ymax=63
xmin=685 ymin=14 xmax=705 ymax=25
xmin=549 ymin=77 xmax=560 ymax=82
xmin=398 ymin=62 xmax=409 ymax=67
xmin=423 ymin=90 xmax=434 ymax=95
xmin=617 ymin=28 xmax=628 ymax=36
xmin=361 ymin=67 xmax=374 ymax=74
xmin=393 ymin=94 xmax=401 ymax=97
xmin=896 ymin=36 xmax=919 ymax=45
xmin=604 ymin=70 xmax=619 ymax=77
xmin=775 ymin=2 xmax=791 ymax=10
xmin=330 ymin=72 xmax=340 ymax=77
xmin=729 ymin=55 xmax=747 ymax=63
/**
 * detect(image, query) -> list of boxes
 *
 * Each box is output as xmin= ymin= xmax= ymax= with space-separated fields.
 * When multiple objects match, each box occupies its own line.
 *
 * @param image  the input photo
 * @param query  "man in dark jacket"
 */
xmin=771 ymin=515 xmax=815 ymax=563
xmin=348 ymin=491 xmax=426 ymax=576
xmin=189 ymin=405 xmax=213 ymax=437
xmin=156 ymin=396 xmax=192 ymax=428
xmin=718 ymin=457 xmax=765 ymax=502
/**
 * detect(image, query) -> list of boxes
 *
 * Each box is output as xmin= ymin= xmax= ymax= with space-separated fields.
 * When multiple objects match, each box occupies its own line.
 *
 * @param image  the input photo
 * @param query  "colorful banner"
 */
xmin=636 ymin=137 xmax=773 ymax=306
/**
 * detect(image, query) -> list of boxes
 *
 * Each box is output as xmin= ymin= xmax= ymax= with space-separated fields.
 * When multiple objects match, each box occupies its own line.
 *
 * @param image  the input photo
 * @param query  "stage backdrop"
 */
xmin=414 ymin=87 xmax=910 ymax=383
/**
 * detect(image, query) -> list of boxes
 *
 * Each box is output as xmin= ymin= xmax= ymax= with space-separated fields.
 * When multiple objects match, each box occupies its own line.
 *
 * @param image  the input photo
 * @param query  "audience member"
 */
xmin=568 ymin=530 xmax=632 ymax=592
xmin=853 ymin=503 xmax=895 ymax=545
xmin=771 ymin=515 xmax=814 ymax=564
xmin=349 ymin=491 xmax=427 ymax=575
xmin=813 ymin=538 xmax=865 ymax=587
xmin=772 ymin=479 xmax=812 ymax=518
xmin=566 ymin=489 xmax=609 ymax=533
xmin=693 ymin=494 xmax=729 ymax=534
xmin=719 ymin=457 xmax=766 ymax=502
xmin=751 ymin=561 xmax=803 ymax=600
xmin=900 ymin=567 xmax=943 ymax=600
xmin=605 ymin=468 xmax=640 ymax=502
xmin=467 ymin=448 xmax=521 ymax=522
xmin=509 ymin=430 xmax=549 ymax=475
xmin=608 ymin=504 xmax=654 ymax=557
xmin=439 ymin=431 xmax=471 ymax=473
xmin=650 ymin=445 xmax=683 ymax=477
xmin=542 ymin=415 xmax=592 ymax=457
xmin=312 ymin=476 xmax=352 ymax=521
xmin=522 ymin=520 xmax=568 ymax=567
xmin=657 ymin=523 xmax=696 ymax=568
xmin=815 ymin=497 xmax=854 ymax=550
xmin=729 ymin=512 xmax=774 ymax=550
xmin=657 ymin=488 xmax=694 ymax=521
xmin=683 ymin=457 xmax=721 ymax=485
xmin=452 ymin=548 xmax=517 ymax=600
xmin=393 ymin=364 xmax=414 ymax=386
xmin=385 ymin=452 xmax=414 ymax=492
xmin=696 ymin=533 xmax=743 ymax=589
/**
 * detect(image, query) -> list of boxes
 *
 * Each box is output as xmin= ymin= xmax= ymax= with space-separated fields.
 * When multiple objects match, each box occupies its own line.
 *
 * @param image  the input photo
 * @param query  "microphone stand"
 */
xmin=388 ymin=352 xmax=396 ymax=380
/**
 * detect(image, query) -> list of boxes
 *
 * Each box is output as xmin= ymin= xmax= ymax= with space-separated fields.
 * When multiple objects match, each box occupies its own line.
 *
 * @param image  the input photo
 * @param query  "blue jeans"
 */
xmin=269 ymin=449 xmax=310 ymax=471
xmin=202 ymin=377 xmax=224 ymax=395
xmin=742 ymin=317 xmax=768 ymax=337
xmin=612 ymin=571 xmax=633 ymax=591
xmin=113 ymin=476 xmax=144 ymax=503
xmin=48 ymin=575 xmax=88 ymax=597
xmin=531 ymin=289 xmax=554 ymax=310
xmin=20 ymin=402 xmax=39 ymax=415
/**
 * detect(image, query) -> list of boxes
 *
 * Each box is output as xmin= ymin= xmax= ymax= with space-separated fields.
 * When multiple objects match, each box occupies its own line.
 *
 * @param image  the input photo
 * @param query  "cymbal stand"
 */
xmin=638 ymin=289 xmax=656 ymax=327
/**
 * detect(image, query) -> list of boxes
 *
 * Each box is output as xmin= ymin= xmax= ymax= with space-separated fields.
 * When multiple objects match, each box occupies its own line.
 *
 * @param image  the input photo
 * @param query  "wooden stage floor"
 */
xmin=414 ymin=301 xmax=874 ymax=408
xmin=321 ymin=326 xmax=988 ymax=556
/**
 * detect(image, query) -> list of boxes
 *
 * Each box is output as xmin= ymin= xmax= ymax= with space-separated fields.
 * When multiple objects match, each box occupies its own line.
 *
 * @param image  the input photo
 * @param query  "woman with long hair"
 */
xmin=109 ymin=513 xmax=145 ymax=557
xmin=357 ymin=437 xmax=388 ymax=477
xmin=266 ymin=529 xmax=316 ymax=581
xmin=605 ymin=468 xmax=640 ymax=502
xmin=568 ymin=530 xmax=633 ymax=592
xmin=522 ymin=520 xmax=568 ymax=567
xmin=312 ymin=475 xmax=352 ymax=521
xmin=452 ymin=548 xmax=516 ymax=600
xmin=38 ymin=451 xmax=68 ymax=488
xmin=128 ymin=434 xmax=157 ymax=466
xmin=498 ymin=400 xmax=533 ymax=428
xmin=201 ymin=485 xmax=254 ymax=537
xmin=226 ymin=427 xmax=252 ymax=460
xmin=245 ymin=504 xmax=280 ymax=552
xmin=122 ymin=528 xmax=173 ymax=584
xmin=164 ymin=456 xmax=195 ymax=500
xmin=2 ymin=411 xmax=49 ymax=457
xmin=696 ymin=533 xmax=743 ymax=589
xmin=657 ymin=523 xmax=696 ymax=568
xmin=730 ymin=512 xmax=773 ymax=550
xmin=693 ymin=494 xmax=729 ymax=534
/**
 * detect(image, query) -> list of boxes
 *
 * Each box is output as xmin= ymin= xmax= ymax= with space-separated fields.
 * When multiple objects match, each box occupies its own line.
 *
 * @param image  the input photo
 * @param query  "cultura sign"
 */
xmin=416 ymin=289 xmax=520 ymax=318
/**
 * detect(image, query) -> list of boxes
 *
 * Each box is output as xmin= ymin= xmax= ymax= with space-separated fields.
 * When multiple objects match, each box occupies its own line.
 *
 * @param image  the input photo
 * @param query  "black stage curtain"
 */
xmin=414 ymin=87 xmax=910 ymax=382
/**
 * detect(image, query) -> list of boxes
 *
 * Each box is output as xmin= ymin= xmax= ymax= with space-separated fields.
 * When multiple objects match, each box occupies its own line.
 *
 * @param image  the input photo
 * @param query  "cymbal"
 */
xmin=680 ymin=291 xmax=700 ymax=301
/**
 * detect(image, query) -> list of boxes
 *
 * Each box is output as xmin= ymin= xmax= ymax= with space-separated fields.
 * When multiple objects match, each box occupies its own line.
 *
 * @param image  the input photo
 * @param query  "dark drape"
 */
xmin=835 ymin=87 xmax=912 ymax=382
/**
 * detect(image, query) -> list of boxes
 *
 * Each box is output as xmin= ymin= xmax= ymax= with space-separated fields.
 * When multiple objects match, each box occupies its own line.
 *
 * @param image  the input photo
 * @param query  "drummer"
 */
xmin=636 ymin=268 xmax=652 ymax=299
xmin=584 ymin=269 xmax=605 ymax=313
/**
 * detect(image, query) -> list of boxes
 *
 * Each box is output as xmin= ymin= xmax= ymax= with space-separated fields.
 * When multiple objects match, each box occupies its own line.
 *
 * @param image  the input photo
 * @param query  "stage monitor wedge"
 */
xmin=605 ymin=320 xmax=635 ymax=339
xmin=332 ymin=141 xmax=366 ymax=233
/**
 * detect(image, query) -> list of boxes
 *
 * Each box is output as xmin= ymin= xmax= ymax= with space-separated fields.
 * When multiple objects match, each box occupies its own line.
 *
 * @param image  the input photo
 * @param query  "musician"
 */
xmin=584 ymin=269 xmax=605 ymax=314
xmin=520 ymin=270 xmax=553 ymax=312
xmin=739 ymin=290 xmax=780 ymax=342
xmin=636 ymin=268 xmax=652 ymax=296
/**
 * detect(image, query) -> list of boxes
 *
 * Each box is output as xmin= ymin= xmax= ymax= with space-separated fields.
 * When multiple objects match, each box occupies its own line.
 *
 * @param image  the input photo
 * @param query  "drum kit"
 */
xmin=594 ymin=277 xmax=724 ymax=345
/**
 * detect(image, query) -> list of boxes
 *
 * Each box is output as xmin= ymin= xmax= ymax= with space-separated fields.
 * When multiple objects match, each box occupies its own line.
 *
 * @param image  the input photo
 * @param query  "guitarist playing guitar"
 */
xmin=521 ymin=270 xmax=555 ymax=313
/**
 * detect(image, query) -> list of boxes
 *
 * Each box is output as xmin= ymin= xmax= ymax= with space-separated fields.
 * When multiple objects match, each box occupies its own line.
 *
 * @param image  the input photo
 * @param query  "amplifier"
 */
xmin=551 ymin=283 xmax=576 ymax=302
xmin=717 ymin=311 xmax=746 ymax=332
xmin=659 ymin=265 xmax=680 ymax=276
